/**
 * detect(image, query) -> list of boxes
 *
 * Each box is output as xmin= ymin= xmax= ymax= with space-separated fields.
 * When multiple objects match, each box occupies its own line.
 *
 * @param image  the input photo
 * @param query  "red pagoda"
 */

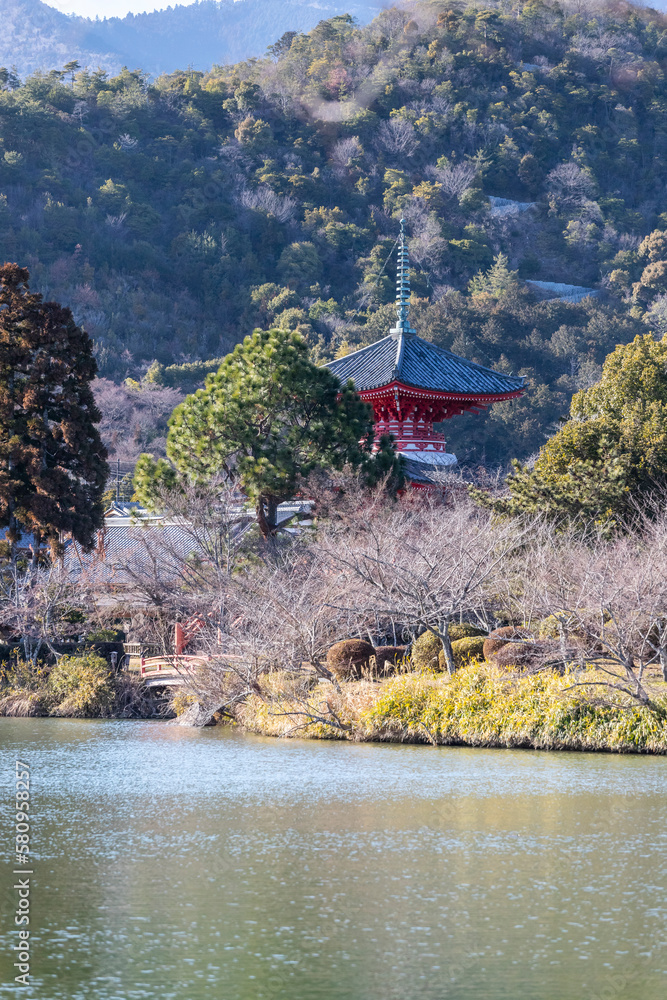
xmin=325 ymin=220 xmax=525 ymax=483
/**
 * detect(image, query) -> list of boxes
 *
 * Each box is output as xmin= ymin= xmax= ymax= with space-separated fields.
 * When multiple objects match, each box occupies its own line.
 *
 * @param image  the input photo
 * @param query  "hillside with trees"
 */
xmin=3 ymin=0 xmax=667 ymax=464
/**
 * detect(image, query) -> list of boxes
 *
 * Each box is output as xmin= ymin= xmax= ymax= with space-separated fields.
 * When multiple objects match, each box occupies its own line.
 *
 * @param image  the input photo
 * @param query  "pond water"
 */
xmin=0 ymin=720 xmax=665 ymax=1000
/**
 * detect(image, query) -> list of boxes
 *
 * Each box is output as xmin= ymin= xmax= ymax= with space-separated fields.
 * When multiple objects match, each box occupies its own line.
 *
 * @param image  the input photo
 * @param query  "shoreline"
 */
xmin=3 ymin=663 xmax=667 ymax=756
xmin=1 ymin=710 xmax=666 ymax=756
xmin=236 ymin=664 xmax=667 ymax=755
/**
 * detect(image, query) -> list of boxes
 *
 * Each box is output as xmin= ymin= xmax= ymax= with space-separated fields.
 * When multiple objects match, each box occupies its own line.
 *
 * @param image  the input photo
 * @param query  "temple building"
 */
xmin=325 ymin=221 xmax=525 ymax=484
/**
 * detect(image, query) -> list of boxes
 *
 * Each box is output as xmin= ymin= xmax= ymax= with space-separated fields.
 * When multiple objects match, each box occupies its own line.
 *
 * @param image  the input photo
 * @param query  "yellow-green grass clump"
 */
xmin=47 ymin=652 xmax=116 ymax=717
xmin=0 ymin=659 xmax=48 ymax=716
xmin=361 ymin=664 xmax=667 ymax=752
xmin=0 ymin=653 xmax=152 ymax=718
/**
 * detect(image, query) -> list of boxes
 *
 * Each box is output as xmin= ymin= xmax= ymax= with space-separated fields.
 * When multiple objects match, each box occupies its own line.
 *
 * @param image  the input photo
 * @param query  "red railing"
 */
xmin=174 ymin=613 xmax=214 ymax=655
xmin=139 ymin=653 xmax=210 ymax=676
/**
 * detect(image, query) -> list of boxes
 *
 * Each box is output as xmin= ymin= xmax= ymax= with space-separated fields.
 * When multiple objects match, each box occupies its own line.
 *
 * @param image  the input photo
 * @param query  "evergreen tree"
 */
xmin=266 ymin=30 xmax=299 ymax=59
xmin=0 ymin=264 xmax=108 ymax=559
xmin=468 ymin=253 xmax=520 ymax=299
xmin=474 ymin=334 xmax=667 ymax=526
xmin=134 ymin=328 xmax=401 ymax=536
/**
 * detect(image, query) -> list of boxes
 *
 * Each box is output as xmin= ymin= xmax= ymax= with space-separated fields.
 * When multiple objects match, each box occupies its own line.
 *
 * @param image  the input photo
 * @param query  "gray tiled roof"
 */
xmin=70 ymin=501 xmax=316 ymax=581
xmin=402 ymin=457 xmax=453 ymax=485
xmin=325 ymin=333 xmax=524 ymax=397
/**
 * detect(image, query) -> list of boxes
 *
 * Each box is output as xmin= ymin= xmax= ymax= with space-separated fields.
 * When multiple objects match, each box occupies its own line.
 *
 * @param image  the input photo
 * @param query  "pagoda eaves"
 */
xmin=325 ymin=220 xmax=525 ymax=476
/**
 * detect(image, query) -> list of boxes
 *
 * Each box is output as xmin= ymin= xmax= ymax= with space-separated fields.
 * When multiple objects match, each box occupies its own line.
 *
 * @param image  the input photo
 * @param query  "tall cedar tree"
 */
xmin=0 ymin=264 xmax=108 ymax=559
xmin=134 ymin=328 xmax=401 ymax=536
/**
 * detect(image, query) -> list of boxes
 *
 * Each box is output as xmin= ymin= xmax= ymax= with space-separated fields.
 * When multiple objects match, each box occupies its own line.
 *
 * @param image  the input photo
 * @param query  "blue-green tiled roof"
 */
xmin=325 ymin=333 xmax=524 ymax=397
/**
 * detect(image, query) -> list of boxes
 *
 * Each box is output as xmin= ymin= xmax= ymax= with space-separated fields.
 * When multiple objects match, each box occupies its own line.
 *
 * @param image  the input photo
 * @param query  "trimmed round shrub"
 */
xmin=493 ymin=641 xmax=543 ymax=671
xmin=449 ymin=623 xmax=487 ymax=642
xmin=373 ymin=645 xmax=407 ymax=676
xmin=326 ymin=639 xmax=375 ymax=680
xmin=451 ymin=635 xmax=486 ymax=667
xmin=537 ymin=613 xmax=596 ymax=644
xmin=412 ymin=627 xmax=487 ymax=671
xmin=410 ymin=631 xmax=442 ymax=671
xmin=537 ymin=615 xmax=570 ymax=639
xmin=483 ymin=626 xmax=532 ymax=662
xmin=86 ymin=627 xmax=125 ymax=642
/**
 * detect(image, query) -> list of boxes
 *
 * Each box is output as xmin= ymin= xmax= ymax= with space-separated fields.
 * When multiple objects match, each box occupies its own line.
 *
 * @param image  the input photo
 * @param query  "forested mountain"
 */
xmin=3 ymin=0 xmax=667 ymax=465
xmin=0 ymin=0 xmax=384 ymax=78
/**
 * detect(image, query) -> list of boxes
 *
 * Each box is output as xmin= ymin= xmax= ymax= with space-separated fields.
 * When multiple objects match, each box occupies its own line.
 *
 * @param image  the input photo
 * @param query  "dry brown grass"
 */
xmin=238 ymin=675 xmax=381 ymax=738
xmin=0 ymin=692 xmax=47 ymax=716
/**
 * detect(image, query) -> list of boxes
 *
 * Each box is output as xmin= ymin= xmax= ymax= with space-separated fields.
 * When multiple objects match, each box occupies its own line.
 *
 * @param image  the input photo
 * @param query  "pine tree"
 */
xmin=134 ymin=327 xmax=401 ymax=536
xmin=0 ymin=264 xmax=109 ymax=560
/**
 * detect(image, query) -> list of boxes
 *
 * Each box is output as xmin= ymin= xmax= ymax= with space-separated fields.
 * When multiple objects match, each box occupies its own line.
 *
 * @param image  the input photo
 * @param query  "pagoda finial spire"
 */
xmin=390 ymin=217 xmax=416 ymax=338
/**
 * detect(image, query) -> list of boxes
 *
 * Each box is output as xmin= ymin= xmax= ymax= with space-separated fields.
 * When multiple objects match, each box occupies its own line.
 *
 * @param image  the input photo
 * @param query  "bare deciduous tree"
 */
xmin=94 ymin=378 xmax=184 ymax=462
xmin=117 ymin=133 xmax=138 ymax=151
xmin=168 ymin=538 xmax=368 ymax=726
xmin=330 ymin=136 xmax=363 ymax=175
xmin=320 ymin=496 xmax=531 ymax=674
xmin=376 ymin=118 xmax=418 ymax=157
xmin=239 ymin=184 xmax=296 ymax=222
xmin=0 ymin=561 xmax=95 ymax=663
xmin=426 ymin=161 xmax=477 ymax=198
xmin=104 ymin=479 xmax=254 ymax=655
xmin=546 ymin=162 xmax=597 ymax=207
xmin=522 ymin=516 xmax=667 ymax=705
xmin=406 ymin=212 xmax=448 ymax=270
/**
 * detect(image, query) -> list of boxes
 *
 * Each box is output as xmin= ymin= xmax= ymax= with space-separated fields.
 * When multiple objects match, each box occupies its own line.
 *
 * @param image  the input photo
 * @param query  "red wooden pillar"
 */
xmin=174 ymin=622 xmax=185 ymax=656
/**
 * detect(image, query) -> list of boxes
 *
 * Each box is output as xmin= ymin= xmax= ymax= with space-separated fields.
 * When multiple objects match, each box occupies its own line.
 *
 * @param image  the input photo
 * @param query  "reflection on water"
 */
xmin=0 ymin=719 xmax=665 ymax=999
